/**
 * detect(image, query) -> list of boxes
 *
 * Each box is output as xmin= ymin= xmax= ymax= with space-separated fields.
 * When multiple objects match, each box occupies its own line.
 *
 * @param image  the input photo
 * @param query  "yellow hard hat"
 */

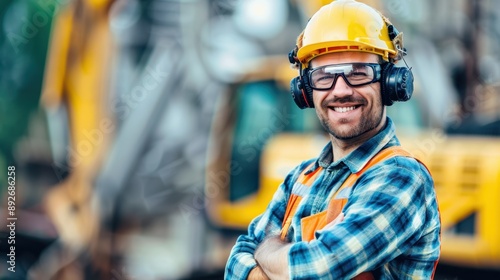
xmin=296 ymin=0 xmax=403 ymax=66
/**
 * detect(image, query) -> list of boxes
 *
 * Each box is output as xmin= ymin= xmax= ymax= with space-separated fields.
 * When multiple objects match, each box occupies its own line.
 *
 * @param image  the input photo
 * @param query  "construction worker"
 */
xmin=225 ymin=0 xmax=440 ymax=279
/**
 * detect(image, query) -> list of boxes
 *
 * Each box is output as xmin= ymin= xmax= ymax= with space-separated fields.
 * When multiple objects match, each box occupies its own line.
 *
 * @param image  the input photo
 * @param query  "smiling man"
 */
xmin=311 ymin=52 xmax=386 ymax=160
xmin=225 ymin=0 xmax=441 ymax=279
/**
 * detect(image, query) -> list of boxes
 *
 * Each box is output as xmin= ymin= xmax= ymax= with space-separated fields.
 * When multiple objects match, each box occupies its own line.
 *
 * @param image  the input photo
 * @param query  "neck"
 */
xmin=330 ymin=116 xmax=387 ymax=162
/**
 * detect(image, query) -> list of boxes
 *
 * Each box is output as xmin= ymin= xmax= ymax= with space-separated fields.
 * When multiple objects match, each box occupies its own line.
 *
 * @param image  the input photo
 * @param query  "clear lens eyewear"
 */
xmin=309 ymin=63 xmax=382 ymax=90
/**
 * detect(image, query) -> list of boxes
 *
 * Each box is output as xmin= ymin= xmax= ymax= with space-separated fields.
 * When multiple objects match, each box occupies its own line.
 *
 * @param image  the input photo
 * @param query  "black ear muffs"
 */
xmin=380 ymin=63 xmax=414 ymax=106
xmin=290 ymin=70 xmax=314 ymax=109
xmin=289 ymin=46 xmax=314 ymax=109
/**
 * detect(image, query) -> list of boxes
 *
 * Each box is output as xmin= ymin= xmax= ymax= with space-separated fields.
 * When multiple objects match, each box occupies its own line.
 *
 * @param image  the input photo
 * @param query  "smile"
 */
xmin=332 ymin=106 xmax=358 ymax=113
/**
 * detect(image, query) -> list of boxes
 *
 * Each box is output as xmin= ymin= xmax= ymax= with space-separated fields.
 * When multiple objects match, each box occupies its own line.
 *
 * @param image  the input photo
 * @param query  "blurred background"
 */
xmin=0 ymin=0 xmax=499 ymax=279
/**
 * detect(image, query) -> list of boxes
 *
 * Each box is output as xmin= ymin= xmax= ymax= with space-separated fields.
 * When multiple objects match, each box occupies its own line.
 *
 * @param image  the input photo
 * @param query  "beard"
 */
xmin=318 ymin=96 xmax=385 ymax=140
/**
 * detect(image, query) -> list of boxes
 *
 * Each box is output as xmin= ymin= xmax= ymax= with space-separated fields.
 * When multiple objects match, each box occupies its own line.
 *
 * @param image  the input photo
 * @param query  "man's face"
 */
xmin=310 ymin=52 xmax=385 ymax=141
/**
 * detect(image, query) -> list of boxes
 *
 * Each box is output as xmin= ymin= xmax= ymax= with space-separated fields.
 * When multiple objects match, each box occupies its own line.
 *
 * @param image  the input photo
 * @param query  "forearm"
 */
xmin=253 ymin=214 xmax=344 ymax=279
xmin=226 ymin=239 xmax=283 ymax=280
xmin=254 ymin=236 xmax=292 ymax=280
xmin=225 ymin=213 xmax=286 ymax=279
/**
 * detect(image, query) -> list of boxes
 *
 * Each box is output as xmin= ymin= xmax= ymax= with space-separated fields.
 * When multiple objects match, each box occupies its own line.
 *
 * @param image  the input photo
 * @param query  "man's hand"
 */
xmin=254 ymin=236 xmax=292 ymax=280
xmin=248 ymin=266 xmax=270 ymax=280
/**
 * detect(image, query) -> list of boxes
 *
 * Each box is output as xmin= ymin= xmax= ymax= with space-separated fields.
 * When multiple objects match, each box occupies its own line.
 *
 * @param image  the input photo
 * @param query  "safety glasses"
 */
xmin=308 ymin=63 xmax=382 ymax=90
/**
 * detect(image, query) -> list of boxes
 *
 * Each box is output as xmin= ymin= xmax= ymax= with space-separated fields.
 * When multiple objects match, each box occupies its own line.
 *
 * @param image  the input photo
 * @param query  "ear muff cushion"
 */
xmin=290 ymin=77 xmax=308 ymax=109
xmin=301 ymin=70 xmax=314 ymax=108
xmin=290 ymin=71 xmax=315 ymax=109
xmin=381 ymin=63 xmax=414 ymax=106
xmin=393 ymin=67 xmax=413 ymax=101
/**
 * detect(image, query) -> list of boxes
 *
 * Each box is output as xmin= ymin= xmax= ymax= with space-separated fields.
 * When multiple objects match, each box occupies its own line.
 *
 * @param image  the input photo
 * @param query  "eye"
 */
xmin=347 ymin=71 xmax=368 ymax=80
xmin=312 ymin=73 xmax=335 ymax=85
xmin=351 ymin=66 xmax=369 ymax=75
xmin=351 ymin=71 xmax=368 ymax=77
xmin=347 ymin=65 xmax=372 ymax=80
xmin=318 ymin=74 xmax=335 ymax=81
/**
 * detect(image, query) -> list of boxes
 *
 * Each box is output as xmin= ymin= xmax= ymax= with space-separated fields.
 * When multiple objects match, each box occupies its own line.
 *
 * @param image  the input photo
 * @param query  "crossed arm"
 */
xmin=249 ymin=213 xmax=345 ymax=280
xmin=225 ymin=162 xmax=437 ymax=279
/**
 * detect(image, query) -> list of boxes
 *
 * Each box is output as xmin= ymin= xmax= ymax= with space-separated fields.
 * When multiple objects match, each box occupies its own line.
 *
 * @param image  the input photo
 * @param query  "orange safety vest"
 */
xmin=280 ymin=146 xmax=420 ymax=280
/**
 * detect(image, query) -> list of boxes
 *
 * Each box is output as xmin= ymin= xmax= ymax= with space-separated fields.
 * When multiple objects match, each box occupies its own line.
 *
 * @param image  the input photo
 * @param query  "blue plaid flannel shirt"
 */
xmin=225 ymin=117 xmax=441 ymax=279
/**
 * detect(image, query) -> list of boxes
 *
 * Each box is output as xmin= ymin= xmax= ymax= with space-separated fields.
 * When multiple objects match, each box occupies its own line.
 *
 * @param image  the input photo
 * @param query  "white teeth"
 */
xmin=333 ymin=106 xmax=356 ymax=113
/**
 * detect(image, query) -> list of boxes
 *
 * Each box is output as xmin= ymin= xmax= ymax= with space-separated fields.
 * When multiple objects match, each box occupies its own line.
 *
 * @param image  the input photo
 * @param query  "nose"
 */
xmin=330 ymin=74 xmax=354 ymax=97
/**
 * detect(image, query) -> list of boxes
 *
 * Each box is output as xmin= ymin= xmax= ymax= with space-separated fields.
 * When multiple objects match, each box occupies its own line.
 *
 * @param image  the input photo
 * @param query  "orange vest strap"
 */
xmin=280 ymin=194 xmax=302 ymax=240
xmin=280 ymin=162 xmax=321 ymax=239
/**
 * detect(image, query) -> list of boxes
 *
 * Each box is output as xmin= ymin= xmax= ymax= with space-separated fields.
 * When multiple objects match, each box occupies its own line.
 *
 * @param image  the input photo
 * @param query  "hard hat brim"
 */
xmin=297 ymin=41 xmax=396 ymax=66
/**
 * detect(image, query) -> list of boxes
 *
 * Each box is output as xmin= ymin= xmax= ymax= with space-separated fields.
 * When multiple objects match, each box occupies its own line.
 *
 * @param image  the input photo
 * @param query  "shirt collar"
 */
xmin=313 ymin=117 xmax=400 ymax=173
